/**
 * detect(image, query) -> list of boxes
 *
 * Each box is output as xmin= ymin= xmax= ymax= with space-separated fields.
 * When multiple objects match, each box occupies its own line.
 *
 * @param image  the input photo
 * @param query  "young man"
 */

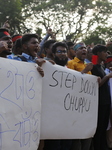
xmin=67 ymin=42 xmax=93 ymax=150
xmin=43 ymin=42 xmax=72 ymax=150
xmin=67 ymin=42 xmax=93 ymax=74
xmin=91 ymin=45 xmax=112 ymax=150
xmin=52 ymin=42 xmax=68 ymax=66
xmin=38 ymin=28 xmax=56 ymax=58
xmin=43 ymin=39 xmax=56 ymax=60
xmin=85 ymin=46 xmax=93 ymax=63
xmin=13 ymin=33 xmax=45 ymax=77
xmin=0 ymin=28 xmax=13 ymax=58
xmin=66 ymin=41 xmax=75 ymax=60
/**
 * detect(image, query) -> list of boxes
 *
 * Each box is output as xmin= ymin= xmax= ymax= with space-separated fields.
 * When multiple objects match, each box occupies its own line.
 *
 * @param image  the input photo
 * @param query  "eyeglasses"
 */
xmin=56 ymin=50 xmax=67 ymax=54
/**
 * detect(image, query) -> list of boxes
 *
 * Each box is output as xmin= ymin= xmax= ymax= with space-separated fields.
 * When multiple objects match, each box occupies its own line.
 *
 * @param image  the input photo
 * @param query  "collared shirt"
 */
xmin=85 ymin=58 xmax=91 ymax=64
xmin=105 ymin=68 xmax=111 ymax=75
xmin=13 ymin=53 xmax=38 ymax=63
xmin=105 ymin=68 xmax=111 ymax=87
xmin=67 ymin=57 xmax=91 ymax=74
xmin=7 ymin=53 xmax=14 ymax=59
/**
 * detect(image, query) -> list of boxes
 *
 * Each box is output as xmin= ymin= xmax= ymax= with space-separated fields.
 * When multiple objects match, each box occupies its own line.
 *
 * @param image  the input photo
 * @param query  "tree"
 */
xmin=23 ymin=0 xmax=112 ymax=41
xmin=0 ymin=0 xmax=112 ymax=41
xmin=83 ymin=25 xmax=112 ymax=45
xmin=0 ymin=0 xmax=23 ymax=34
xmin=0 ymin=0 xmax=34 ymax=35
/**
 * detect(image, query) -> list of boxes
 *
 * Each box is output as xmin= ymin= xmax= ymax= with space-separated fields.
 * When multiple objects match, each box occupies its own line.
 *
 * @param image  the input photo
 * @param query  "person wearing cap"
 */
xmin=0 ymin=28 xmax=13 ymax=58
xmin=7 ymin=35 xmax=22 ymax=59
xmin=67 ymin=42 xmax=93 ymax=150
xmin=91 ymin=44 xmax=112 ymax=150
xmin=67 ymin=42 xmax=93 ymax=74
xmin=12 ymin=34 xmax=22 ymax=44
xmin=13 ymin=33 xmax=46 ymax=77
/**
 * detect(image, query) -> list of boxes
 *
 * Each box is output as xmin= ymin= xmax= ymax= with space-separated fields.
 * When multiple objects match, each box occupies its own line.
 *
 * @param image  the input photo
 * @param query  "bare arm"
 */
xmin=81 ymin=63 xmax=93 ymax=74
xmin=99 ymin=73 xmax=112 ymax=87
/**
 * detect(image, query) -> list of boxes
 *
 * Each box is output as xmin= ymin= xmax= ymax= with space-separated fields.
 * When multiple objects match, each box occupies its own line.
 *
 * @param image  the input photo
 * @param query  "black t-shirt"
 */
xmin=91 ymin=64 xmax=111 ymax=105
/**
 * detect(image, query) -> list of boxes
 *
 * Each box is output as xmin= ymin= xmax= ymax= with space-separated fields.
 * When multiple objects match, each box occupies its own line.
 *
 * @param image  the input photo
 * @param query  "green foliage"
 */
xmin=26 ymin=0 xmax=112 ymax=41
xmin=83 ymin=34 xmax=105 ymax=45
xmin=83 ymin=26 xmax=112 ymax=45
xmin=0 ymin=0 xmax=24 ymax=34
xmin=0 ymin=0 xmax=112 ymax=42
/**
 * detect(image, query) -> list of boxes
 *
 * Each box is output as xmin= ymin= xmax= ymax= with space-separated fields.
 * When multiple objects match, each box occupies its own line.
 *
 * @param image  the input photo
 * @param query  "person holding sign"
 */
xmin=67 ymin=42 xmax=93 ymax=150
xmin=91 ymin=44 xmax=112 ymax=150
xmin=43 ymin=42 xmax=73 ymax=150
xmin=13 ymin=33 xmax=45 ymax=77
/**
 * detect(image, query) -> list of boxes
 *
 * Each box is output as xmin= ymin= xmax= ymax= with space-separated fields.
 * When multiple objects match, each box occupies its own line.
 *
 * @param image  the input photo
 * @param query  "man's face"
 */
xmin=46 ymin=43 xmax=54 ymax=56
xmin=54 ymin=46 xmax=68 ymax=66
xmin=98 ymin=51 xmax=107 ymax=62
xmin=76 ymin=46 xmax=87 ymax=61
xmin=0 ymin=35 xmax=13 ymax=54
xmin=25 ymin=37 xmax=39 ymax=57
xmin=87 ymin=48 xmax=93 ymax=61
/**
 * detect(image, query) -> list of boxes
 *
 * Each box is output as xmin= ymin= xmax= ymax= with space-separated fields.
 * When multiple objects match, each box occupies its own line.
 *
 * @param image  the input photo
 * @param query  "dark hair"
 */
xmin=12 ymin=38 xmax=22 ymax=54
xmin=0 ymin=28 xmax=9 ymax=33
xmin=43 ymin=40 xmax=56 ymax=49
xmin=11 ymin=34 xmax=22 ymax=39
xmin=22 ymin=34 xmax=39 ymax=45
xmin=14 ymin=38 xmax=22 ymax=49
xmin=92 ymin=44 xmax=107 ymax=55
xmin=104 ymin=55 xmax=112 ymax=68
xmin=66 ymin=41 xmax=74 ymax=49
xmin=107 ymin=50 xmax=111 ymax=55
xmin=11 ymin=34 xmax=22 ymax=43
xmin=52 ymin=42 xmax=68 ymax=54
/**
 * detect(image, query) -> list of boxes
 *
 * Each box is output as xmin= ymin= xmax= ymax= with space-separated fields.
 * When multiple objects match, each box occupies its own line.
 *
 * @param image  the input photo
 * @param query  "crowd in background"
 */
xmin=0 ymin=20 xmax=112 ymax=150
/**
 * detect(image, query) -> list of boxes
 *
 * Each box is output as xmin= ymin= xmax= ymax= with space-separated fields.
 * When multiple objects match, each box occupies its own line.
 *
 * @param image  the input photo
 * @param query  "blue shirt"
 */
xmin=84 ymin=58 xmax=91 ymax=64
xmin=13 ymin=53 xmax=38 ymax=63
xmin=7 ymin=54 xmax=14 ymax=59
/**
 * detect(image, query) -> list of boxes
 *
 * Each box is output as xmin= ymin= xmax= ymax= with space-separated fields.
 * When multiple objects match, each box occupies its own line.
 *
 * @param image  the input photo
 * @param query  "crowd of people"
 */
xmin=0 ymin=20 xmax=112 ymax=150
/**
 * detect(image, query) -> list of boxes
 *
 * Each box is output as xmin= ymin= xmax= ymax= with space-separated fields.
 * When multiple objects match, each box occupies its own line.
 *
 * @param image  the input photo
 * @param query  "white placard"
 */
xmin=0 ymin=58 xmax=42 ymax=150
xmin=41 ymin=61 xmax=98 ymax=139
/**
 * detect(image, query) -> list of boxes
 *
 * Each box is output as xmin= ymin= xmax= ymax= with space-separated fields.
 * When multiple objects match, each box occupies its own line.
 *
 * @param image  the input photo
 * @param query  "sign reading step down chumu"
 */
xmin=41 ymin=61 xmax=98 ymax=139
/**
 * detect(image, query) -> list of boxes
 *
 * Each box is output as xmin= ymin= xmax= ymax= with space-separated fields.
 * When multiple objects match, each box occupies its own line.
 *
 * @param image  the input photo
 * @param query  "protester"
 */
xmin=13 ymin=33 xmax=45 ymax=77
xmin=66 ymin=41 xmax=75 ymax=60
xmin=67 ymin=42 xmax=93 ymax=150
xmin=91 ymin=44 xmax=112 ymax=150
xmin=0 ymin=28 xmax=13 ymax=58
xmin=105 ymin=56 xmax=112 ymax=75
xmin=11 ymin=34 xmax=22 ymax=44
xmin=85 ymin=46 xmax=93 ymax=63
xmin=67 ymin=42 xmax=93 ymax=74
xmin=0 ymin=20 xmax=111 ymax=150
xmin=43 ymin=39 xmax=56 ymax=60
xmin=39 ymin=28 xmax=56 ymax=57
xmin=43 ymin=42 xmax=72 ymax=150
xmin=12 ymin=38 xmax=23 ymax=55
xmin=7 ymin=37 xmax=23 ymax=59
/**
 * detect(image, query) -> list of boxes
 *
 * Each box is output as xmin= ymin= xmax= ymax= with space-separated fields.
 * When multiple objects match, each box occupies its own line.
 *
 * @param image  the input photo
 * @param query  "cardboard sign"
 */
xmin=0 ymin=58 xmax=42 ymax=150
xmin=41 ymin=62 xmax=98 ymax=139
